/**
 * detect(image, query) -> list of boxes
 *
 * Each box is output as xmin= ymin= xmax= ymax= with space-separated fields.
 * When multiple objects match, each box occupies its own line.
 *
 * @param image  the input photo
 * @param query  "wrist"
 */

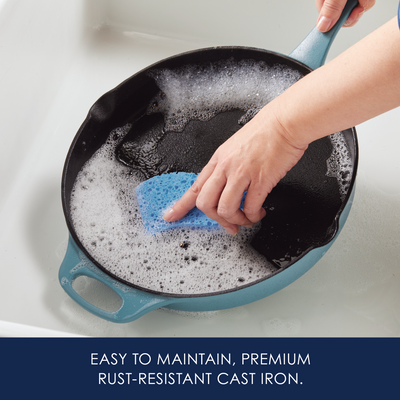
xmin=258 ymin=99 xmax=310 ymax=152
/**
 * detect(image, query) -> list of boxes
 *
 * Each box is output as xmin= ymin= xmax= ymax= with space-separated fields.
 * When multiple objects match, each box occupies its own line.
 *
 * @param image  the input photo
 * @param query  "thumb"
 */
xmin=316 ymin=0 xmax=348 ymax=32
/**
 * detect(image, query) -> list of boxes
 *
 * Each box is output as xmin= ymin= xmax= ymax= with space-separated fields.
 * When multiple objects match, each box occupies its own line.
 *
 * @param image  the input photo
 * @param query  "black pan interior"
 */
xmin=62 ymin=46 xmax=358 ymax=285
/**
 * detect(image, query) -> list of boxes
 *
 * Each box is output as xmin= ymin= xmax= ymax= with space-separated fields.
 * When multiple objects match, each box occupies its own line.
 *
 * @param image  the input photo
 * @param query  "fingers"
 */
xmin=344 ymin=0 xmax=376 ymax=27
xmin=316 ymin=0 xmax=348 ymax=32
xmin=163 ymin=169 xmax=269 ymax=235
xmin=199 ymin=175 xmax=253 ymax=228
xmin=216 ymin=177 xmax=267 ymax=225
xmin=361 ymin=0 xmax=376 ymax=12
xmin=241 ymin=181 xmax=269 ymax=223
xmin=316 ymin=0 xmax=375 ymax=32
xmin=162 ymin=163 xmax=215 ymax=222
xmin=162 ymin=181 xmax=199 ymax=222
xmin=163 ymin=169 xmax=242 ymax=235
xmin=195 ymin=174 xmax=243 ymax=235
xmin=161 ymin=159 xmax=240 ymax=234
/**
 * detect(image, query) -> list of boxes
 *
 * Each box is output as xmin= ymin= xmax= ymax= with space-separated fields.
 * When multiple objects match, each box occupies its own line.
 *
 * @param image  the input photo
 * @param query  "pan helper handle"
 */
xmin=290 ymin=0 xmax=359 ymax=70
xmin=59 ymin=235 xmax=177 ymax=323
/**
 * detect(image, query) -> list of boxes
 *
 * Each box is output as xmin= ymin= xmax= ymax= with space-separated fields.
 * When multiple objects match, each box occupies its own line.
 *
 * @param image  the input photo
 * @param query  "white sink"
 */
xmin=1 ymin=0 xmax=400 ymax=337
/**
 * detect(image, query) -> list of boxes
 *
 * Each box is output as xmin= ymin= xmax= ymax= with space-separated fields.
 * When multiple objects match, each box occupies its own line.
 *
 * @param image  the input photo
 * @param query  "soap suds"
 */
xmin=70 ymin=58 xmax=353 ymax=295
xmin=147 ymin=58 xmax=303 ymax=132
xmin=70 ymin=124 xmax=276 ymax=295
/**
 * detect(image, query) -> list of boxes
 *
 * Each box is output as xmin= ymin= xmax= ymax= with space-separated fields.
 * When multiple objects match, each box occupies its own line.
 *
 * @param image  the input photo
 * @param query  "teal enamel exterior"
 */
xmin=59 ymin=0 xmax=359 ymax=322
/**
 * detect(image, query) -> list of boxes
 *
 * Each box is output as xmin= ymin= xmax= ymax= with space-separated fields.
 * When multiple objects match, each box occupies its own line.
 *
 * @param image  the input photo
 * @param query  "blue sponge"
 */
xmin=136 ymin=172 xmax=246 ymax=235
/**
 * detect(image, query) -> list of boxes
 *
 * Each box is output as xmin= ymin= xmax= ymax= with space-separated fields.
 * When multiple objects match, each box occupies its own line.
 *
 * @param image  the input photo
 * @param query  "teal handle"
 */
xmin=290 ymin=0 xmax=359 ymax=69
xmin=398 ymin=0 xmax=400 ymax=29
xmin=59 ymin=235 xmax=176 ymax=323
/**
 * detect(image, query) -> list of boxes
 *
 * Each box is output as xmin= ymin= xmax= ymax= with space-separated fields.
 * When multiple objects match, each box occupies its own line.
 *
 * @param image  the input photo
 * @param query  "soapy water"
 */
xmin=326 ymin=132 xmax=354 ymax=201
xmin=146 ymin=59 xmax=353 ymax=199
xmin=147 ymin=58 xmax=303 ymax=132
xmin=70 ymin=124 xmax=277 ymax=295
xmin=70 ymin=58 xmax=353 ymax=295
xmin=70 ymin=126 xmax=352 ymax=296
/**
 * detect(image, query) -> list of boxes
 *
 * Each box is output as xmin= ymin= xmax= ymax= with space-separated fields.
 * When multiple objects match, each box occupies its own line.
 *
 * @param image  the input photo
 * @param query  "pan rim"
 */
xmin=61 ymin=45 xmax=358 ymax=299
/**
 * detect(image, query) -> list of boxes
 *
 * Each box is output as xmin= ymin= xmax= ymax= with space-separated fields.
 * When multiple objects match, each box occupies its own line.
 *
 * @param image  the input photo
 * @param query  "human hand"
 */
xmin=316 ymin=0 xmax=375 ymax=32
xmin=163 ymin=107 xmax=308 ymax=235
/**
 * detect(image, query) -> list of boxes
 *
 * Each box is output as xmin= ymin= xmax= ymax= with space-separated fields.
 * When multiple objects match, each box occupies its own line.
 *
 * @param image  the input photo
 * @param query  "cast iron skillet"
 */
xmin=59 ymin=1 xmax=359 ymax=322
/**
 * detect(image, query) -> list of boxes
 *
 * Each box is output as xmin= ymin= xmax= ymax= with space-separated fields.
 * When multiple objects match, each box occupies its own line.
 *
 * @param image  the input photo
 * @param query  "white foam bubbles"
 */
xmin=327 ymin=132 xmax=354 ymax=201
xmin=146 ymin=58 xmax=353 ymax=199
xmin=147 ymin=59 xmax=303 ymax=132
xmin=70 ymin=58 xmax=354 ymax=296
xmin=70 ymin=124 xmax=276 ymax=295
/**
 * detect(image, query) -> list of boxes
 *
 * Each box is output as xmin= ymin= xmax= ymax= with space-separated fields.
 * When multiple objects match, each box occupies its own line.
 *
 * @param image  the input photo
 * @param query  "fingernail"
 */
xmin=163 ymin=208 xmax=174 ymax=221
xmin=244 ymin=224 xmax=254 ymax=229
xmin=317 ymin=16 xmax=333 ymax=32
xmin=225 ymin=227 xmax=238 ymax=236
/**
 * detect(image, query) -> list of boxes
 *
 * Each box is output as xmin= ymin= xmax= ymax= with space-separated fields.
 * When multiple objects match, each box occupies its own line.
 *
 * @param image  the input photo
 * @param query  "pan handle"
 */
xmin=59 ymin=235 xmax=177 ymax=323
xmin=289 ymin=0 xmax=359 ymax=69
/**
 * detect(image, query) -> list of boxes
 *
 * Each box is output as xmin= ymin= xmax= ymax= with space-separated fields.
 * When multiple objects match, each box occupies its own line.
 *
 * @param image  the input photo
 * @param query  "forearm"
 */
xmin=266 ymin=17 xmax=400 ymax=148
xmin=165 ymin=16 xmax=400 ymax=231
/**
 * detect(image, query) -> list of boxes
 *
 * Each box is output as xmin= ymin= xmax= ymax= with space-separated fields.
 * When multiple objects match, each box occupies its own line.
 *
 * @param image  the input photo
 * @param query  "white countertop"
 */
xmin=1 ymin=0 xmax=399 ymax=337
